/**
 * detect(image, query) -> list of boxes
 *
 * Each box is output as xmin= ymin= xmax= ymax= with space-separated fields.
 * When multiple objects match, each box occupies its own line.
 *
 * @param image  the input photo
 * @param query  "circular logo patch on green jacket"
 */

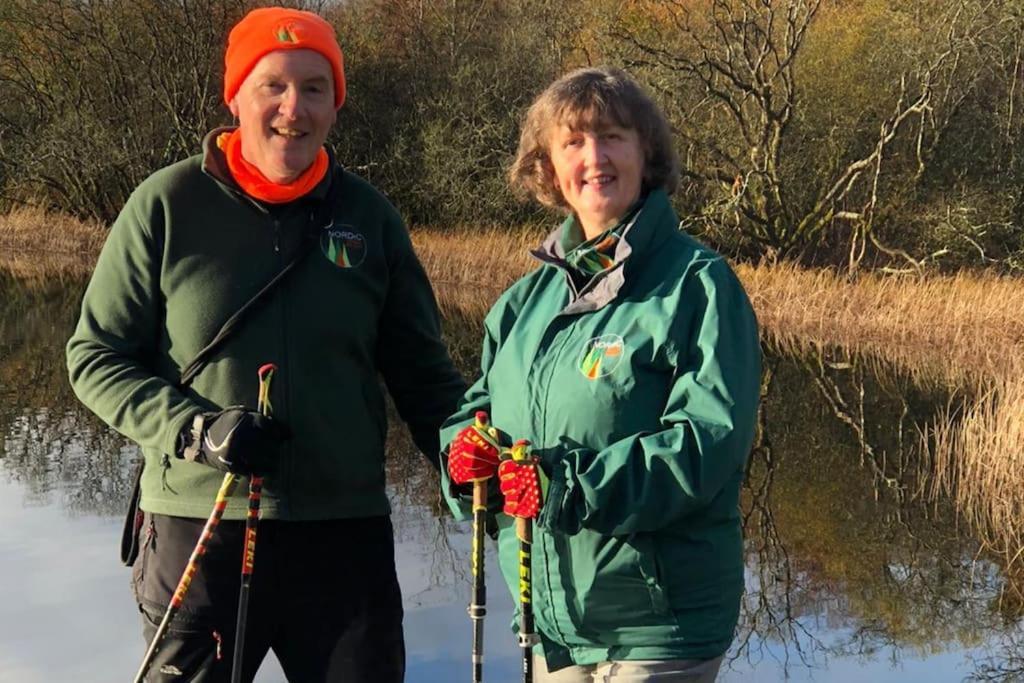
xmin=578 ymin=334 xmax=626 ymax=380
xmin=321 ymin=227 xmax=366 ymax=268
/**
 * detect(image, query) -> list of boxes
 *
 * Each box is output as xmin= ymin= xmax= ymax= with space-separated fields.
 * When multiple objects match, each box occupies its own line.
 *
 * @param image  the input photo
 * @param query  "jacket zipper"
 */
xmin=534 ymin=313 xmax=580 ymax=646
xmin=271 ymin=215 xmax=293 ymax=517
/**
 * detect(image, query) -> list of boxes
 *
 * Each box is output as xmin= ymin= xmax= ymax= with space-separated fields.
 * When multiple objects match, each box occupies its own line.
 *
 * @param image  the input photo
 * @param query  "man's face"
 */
xmin=229 ymin=49 xmax=337 ymax=183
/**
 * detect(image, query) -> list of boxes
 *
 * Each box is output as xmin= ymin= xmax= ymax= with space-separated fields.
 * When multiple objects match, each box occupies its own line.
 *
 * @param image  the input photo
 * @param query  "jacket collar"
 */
xmin=532 ymin=189 xmax=677 ymax=314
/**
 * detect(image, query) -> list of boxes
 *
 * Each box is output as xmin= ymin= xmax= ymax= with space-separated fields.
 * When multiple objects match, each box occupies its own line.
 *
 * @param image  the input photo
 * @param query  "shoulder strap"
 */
xmin=177 ymin=172 xmax=339 ymax=389
xmin=177 ymin=242 xmax=312 ymax=387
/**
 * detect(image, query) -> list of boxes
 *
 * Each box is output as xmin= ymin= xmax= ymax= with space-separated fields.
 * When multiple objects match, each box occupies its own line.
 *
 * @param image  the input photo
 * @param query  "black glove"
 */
xmin=179 ymin=407 xmax=288 ymax=476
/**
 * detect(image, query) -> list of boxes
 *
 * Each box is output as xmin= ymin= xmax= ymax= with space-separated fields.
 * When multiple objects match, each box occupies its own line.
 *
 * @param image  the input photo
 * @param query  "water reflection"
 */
xmin=1 ymin=281 xmax=1022 ymax=681
xmin=735 ymin=349 xmax=1018 ymax=679
xmin=0 ymin=284 xmax=135 ymax=517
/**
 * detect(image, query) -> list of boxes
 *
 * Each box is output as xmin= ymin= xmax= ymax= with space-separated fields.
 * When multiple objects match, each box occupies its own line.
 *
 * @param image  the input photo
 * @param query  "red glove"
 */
xmin=498 ymin=442 xmax=542 ymax=519
xmin=447 ymin=411 xmax=500 ymax=484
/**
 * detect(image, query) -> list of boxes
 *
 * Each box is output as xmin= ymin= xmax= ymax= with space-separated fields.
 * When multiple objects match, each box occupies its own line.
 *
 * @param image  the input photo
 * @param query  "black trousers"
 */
xmin=132 ymin=513 xmax=405 ymax=682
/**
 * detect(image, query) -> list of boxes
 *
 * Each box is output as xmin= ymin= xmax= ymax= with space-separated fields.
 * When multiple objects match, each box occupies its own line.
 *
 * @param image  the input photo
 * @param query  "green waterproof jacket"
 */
xmin=440 ymin=190 xmax=761 ymax=669
xmin=67 ymin=130 xmax=465 ymax=520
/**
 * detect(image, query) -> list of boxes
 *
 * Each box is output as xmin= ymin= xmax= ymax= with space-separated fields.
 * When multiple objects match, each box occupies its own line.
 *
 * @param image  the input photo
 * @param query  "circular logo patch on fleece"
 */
xmin=320 ymin=226 xmax=366 ymax=268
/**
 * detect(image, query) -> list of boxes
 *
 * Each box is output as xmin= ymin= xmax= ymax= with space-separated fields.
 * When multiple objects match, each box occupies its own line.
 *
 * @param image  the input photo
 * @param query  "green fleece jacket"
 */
xmin=440 ymin=190 xmax=761 ymax=668
xmin=67 ymin=131 xmax=465 ymax=520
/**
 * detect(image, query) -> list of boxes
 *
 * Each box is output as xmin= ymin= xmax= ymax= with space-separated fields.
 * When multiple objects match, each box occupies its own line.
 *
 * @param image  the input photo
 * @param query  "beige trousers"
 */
xmin=534 ymin=654 xmax=725 ymax=683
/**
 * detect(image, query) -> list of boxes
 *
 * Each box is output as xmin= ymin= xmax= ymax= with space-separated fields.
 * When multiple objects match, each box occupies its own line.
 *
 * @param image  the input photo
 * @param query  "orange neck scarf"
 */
xmin=218 ymin=129 xmax=328 ymax=204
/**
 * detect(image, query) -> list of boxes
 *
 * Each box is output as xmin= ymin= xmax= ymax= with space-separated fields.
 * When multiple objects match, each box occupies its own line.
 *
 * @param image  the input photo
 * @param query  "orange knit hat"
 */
xmin=224 ymin=7 xmax=346 ymax=110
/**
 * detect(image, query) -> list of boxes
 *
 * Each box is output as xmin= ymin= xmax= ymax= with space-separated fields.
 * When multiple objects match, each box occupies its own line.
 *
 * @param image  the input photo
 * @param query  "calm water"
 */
xmin=0 ymin=283 xmax=1021 ymax=682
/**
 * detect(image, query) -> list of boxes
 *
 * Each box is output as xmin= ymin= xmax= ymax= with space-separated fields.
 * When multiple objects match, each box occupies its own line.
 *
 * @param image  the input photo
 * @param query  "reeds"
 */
xmin=0 ymin=207 xmax=106 ymax=284
xmin=732 ymin=262 xmax=1024 ymax=572
xmin=926 ymin=368 xmax=1024 ymax=567
xmin=414 ymin=236 xmax=1024 ymax=389
xmin=734 ymin=262 xmax=1024 ymax=568
xmin=736 ymin=261 xmax=1024 ymax=388
xmin=410 ymin=225 xmax=545 ymax=318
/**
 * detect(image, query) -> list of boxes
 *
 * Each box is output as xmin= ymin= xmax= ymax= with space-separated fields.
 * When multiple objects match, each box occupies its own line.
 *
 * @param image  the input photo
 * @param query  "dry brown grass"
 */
xmin=0 ymin=207 xmax=106 ymax=284
xmin=736 ymin=261 xmax=1024 ymax=388
xmin=727 ymin=263 xmax=1024 ymax=573
xmin=411 ymin=225 xmax=545 ymax=319
xmin=415 ymin=234 xmax=1024 ymax=389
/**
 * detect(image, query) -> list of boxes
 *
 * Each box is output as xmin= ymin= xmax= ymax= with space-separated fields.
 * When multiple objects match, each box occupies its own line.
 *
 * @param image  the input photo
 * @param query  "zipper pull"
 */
xmin=159 ymin=453 xmax=171 ymax=491
xmin=212 ymin=630 xmax=223 ymax=660
xmin=273 ymin=219 xmax=281 ymax=253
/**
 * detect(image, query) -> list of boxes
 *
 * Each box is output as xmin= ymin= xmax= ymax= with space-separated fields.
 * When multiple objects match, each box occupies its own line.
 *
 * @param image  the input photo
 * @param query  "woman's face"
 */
xmin=229 ymin=49 xmax=337 ymax=184
xmin=548 ymin=121 xmax=645 ymax=238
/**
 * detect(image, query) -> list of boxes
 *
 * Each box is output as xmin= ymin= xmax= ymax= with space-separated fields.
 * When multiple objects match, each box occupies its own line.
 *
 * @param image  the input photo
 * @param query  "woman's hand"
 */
xmin=498 ymin=440 xmax=543 ymax=519
xmin=447 ymin=411 xmax=501 ymax=484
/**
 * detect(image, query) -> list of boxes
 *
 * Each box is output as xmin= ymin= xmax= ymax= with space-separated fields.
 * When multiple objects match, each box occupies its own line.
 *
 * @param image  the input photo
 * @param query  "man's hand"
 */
xmin=180 ymin=407 xmax=288 ymax=476
xmin=447 ymin=411 xmax=501 ymax=484
xmin=498 ymin=440 xmax=542 ymax=519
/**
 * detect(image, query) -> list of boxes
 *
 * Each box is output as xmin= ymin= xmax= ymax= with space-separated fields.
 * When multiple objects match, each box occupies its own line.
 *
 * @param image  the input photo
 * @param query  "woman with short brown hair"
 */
xmin=442 ymin=66 xmax=762 ymax=681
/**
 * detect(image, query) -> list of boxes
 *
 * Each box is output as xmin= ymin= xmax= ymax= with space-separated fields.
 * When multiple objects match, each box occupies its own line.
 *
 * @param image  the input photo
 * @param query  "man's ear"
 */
xmin=228 ymin=98 xmax=239 ymax=119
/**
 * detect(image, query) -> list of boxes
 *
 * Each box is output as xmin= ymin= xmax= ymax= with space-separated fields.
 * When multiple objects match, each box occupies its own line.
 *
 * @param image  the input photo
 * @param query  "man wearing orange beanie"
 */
xmin=67 ymin=6 xmax=465 ymax=682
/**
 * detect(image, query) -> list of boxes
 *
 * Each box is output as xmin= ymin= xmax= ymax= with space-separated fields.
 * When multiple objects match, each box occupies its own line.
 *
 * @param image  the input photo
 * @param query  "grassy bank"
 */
xmin=410 ymin=227 xmax=543 ymax=319
xmin=4 ymin=210 xmax=1024 ymax=569
xmin=737 ymin=263 xmax=1024 ymax=388
xmin=0 ymin=208 xmax=106 ymax=284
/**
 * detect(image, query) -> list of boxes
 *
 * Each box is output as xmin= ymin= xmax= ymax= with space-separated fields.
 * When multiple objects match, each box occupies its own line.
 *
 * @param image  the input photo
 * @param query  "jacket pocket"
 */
xmin=131 ymin=514 xmax=157 ymax=606
xmin=139 ymin=603 xmax=227 ymax=680
xmin=632 ymin=533 xmax=672 ymax=616
xmin=563 ymin=530 xmax=676 ymax=644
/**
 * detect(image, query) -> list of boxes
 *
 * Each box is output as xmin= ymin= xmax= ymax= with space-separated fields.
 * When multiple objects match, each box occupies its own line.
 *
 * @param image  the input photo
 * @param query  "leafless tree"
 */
xmin=615 ymin=0 xmax=1015 ymax=272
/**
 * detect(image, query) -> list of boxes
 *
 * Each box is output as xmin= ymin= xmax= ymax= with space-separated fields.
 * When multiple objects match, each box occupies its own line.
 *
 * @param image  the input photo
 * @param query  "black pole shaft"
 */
xmin=517 ymin=517 xmax=534 ymax=683
xmin=470 ymin=481 xmax=488 ymax=683
xmin=230 ymin=475 xmax=263 ymax=683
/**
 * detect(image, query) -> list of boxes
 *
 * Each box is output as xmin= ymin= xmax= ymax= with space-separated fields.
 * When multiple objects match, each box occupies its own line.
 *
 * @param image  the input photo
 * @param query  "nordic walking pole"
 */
xmin=133 ymin=471 xmax=240 ymax=682
xmin=230 ymin=363 xmax=276 ymax=683
xmin=469 ymin=411 xmax=499 ymax=683
xmin=506 ymin=440 xmax=538 ymax=683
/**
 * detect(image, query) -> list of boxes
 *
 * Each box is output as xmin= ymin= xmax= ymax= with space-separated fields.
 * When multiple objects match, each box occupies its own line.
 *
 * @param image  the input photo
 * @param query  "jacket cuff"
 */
xmin=438 ymin=416 xmax=474 ymax=456
xmin=161 ymin=408 xmax=201 ymax=459
xmin=437 ymin=448 xmax=474 ymax=521
xmin=537 ymin=458 xmax=580 ymax=534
